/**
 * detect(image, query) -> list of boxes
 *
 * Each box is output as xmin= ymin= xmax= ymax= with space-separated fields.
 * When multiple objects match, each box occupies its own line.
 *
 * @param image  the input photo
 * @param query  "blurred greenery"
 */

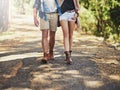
xmin=79 ymin=0 xmax=120 ymax=42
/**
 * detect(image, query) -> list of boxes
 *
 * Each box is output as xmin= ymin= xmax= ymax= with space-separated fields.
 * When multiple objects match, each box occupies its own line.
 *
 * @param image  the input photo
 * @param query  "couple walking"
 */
xmin=33 ymin=0 xmax=80 ymax=64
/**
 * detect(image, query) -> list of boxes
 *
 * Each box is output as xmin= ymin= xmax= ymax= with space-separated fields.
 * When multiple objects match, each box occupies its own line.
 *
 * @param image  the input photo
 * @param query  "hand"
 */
xmin=34 ymin=17 xmax=39 ymax=27
xmin=75 ymin=9 xmax=79 ymax=17
xmin=74 ymin=13 xmax=78 ymax=18
xmin=71 ymin=12 xmax=78 ymax=20
xmin=76 ymin=17 xmax=82 ymax=32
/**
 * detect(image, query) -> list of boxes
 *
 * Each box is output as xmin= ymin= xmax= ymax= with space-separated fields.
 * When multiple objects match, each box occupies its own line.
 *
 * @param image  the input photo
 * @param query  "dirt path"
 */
xmin=0 ymin=15 xmax=120 ymax=90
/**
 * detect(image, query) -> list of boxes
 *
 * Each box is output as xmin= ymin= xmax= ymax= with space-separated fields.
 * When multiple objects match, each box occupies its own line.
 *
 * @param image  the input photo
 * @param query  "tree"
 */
xmin=0 ymin=0 xmax=9 ymax=32
xmin=110 ymin=5 xmax=120 ymax=41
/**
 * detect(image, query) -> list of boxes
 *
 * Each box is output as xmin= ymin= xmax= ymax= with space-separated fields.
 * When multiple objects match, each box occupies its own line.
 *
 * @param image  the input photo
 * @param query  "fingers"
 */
xmin=34 ymin=17 xmax=39 ymax=27
xmin=35 ymin=21 xmax=39 ymax=27
xmin=71 ymin=17 xmax=76 ymax=20
xmin=74 ymin=13 xmax=78 ymax=18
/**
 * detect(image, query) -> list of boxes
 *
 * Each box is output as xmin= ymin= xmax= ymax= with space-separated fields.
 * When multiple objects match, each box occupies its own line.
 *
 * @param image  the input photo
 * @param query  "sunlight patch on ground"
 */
xmin=20 ymin=36 xmax=41 ymax=43
xmin=55 ymin=54 xmax=62 ymax=58
xmin=0 ymin=52 xmax=42 ymax=62
xmin=84 ymin=80 xmax=104 ymax=88
xmin=80 ymin=45 xmax=97 ymax=48
xmin=0 ymin=32 xmax=20 ymax=40
xmin=0 ymin=46 xmax=13 ymax=51
xmin=5 ymin=87 xmax=32 ymax=90
xmin=0 ymin=51 xmax=11 ymax=54
xmin=3 ymin=61 xmax=23 ymax=79
xmin=109 ymin=75 xmax=120 ymax=81
xmin=72 ymin=74 xmax=83 ymax=78
xmin=105 ymin=59 xmax=119 ymax=64
xmin=95 ymin=59 xmax=119 ymax=65
xmin=31 ymin=72 xmax=59 ymax=89
xmin=32 ymin=74 xmax=51 ymax=85
xmin=64 ymin=70 xmax=80 ymax=75
xmin=0 ymin=29 xmax=41 ymax=41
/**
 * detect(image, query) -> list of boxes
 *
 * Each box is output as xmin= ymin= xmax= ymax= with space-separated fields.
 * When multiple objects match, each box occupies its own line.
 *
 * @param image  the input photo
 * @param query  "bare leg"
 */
xmin=42 ymin=30 xmax=49 ymax=61
xmin=49 ymin=31 xmax=56 ymax=60
xmin=60 ymin=20 xmax=72 ymax=64
xmin=68 ymin=21 xmax=75 ymax=51
xmin=60 ymin=20 xmax=69 ymax=51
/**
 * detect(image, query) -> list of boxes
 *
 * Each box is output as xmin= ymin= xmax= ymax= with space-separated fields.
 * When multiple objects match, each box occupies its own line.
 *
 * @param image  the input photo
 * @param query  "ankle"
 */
xmin=43 ymin=52 xmax=49 ymax=58
xmin=69 ymin=50 xmax=72 ymax=55
xmin=69 ymin=50 xmax=72 ymax=53
xmin=64 ymin=51 xmax=72 ymax=64
xmin=48 ymin=50 xmax=55 ymax=60
xmin=49 ymin=50 xmax=53 ymax=53
xmin=64 ymin=51 xmax=70 ymax=56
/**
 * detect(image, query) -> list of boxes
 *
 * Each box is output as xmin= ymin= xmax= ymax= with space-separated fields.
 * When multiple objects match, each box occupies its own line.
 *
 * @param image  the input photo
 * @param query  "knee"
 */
xmin=64 ymin=33 xmax=69 ymax=39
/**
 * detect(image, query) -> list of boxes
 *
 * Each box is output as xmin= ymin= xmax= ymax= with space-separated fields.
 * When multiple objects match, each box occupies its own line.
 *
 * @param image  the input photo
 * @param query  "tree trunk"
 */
xmin=0 ymin=0 xmax=9 ymax=32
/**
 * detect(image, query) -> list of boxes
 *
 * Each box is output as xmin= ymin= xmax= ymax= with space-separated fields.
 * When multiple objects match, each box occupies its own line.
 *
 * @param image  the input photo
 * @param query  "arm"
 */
xmin=33 ymin=0 xmax=40 ymax=27
xmin=33 ymin=8 xmax=39 ymax=27
xmin=73 ymin=0 xmax=80 ymax=11
xmin=73 ymin=0 xmax=82 ymax=31
xmin=76 ymin=0 xmax=80 ymax=11
xmin=73 ymin=0 xmax=80 ymax=16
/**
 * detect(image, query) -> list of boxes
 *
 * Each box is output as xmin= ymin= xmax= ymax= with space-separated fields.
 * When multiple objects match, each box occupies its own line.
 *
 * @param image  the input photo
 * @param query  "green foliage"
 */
xmin=80 ymin=0 xmax=120 ymax=42
xmin=79 ymin=6 xmax=97 ymax=34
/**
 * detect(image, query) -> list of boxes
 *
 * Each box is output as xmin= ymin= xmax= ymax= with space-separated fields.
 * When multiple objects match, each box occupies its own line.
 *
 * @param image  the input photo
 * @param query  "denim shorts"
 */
xmin=60 ymin=11 xmax=76 ymax=21
xmin=40 ymin=13 xmax=58 ymax=32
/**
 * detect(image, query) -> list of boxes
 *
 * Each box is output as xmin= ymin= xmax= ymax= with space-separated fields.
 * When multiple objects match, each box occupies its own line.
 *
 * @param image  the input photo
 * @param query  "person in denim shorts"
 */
xmin=33 ymin=0 xmax=64 ymax=64
xmin=60 ymin=0 xmax=80 ymax=64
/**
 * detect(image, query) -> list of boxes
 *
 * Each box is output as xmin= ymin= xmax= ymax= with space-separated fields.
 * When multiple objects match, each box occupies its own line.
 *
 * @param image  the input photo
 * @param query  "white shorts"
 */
xmin=60 ymin=11 xmax=76 ymax=21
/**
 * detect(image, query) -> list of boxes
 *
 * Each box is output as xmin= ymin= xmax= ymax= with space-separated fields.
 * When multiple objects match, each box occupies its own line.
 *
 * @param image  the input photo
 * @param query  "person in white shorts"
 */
xmin=60 ymin=0 xmax=80 ymax=64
